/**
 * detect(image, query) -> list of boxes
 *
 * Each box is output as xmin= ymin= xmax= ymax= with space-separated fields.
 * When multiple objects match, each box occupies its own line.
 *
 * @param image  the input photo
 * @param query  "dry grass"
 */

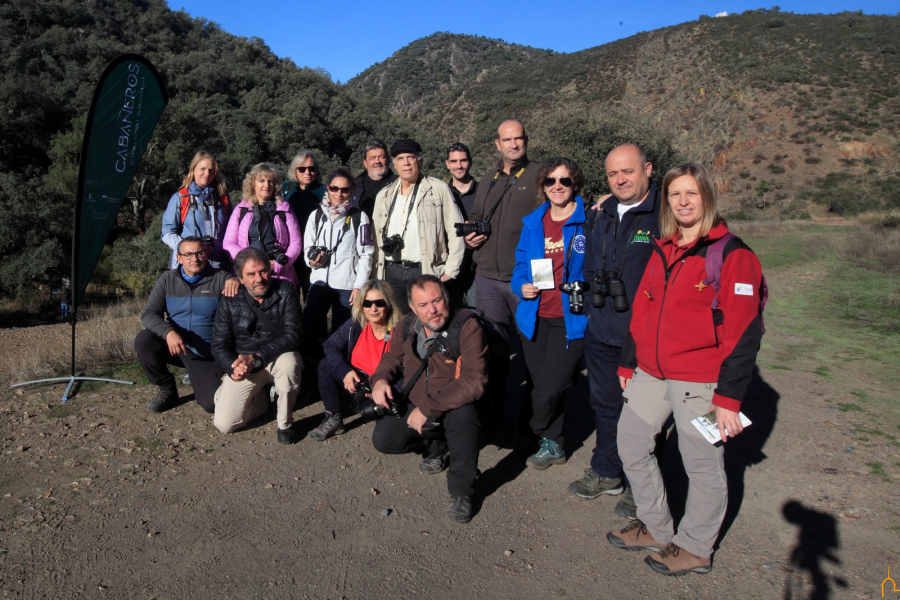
xmin=2 ymin=299 xmax=143 ymax=385
xmin=838 ymin=224 xmax=900 ymax=272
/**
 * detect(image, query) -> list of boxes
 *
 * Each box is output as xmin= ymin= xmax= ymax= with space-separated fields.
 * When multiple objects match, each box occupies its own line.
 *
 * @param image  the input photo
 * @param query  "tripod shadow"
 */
xmin=782 ymin=500 xmax=847 ymax=600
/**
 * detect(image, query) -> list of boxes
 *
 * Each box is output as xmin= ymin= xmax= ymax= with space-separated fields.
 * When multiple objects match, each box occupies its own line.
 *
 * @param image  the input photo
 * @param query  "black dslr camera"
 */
xmin=381 ymin=234 xmax=405 ymax=261
xmin=264 ymin=240 xmax=289 ymax=266
xmin=559 ymin=280 xmax=588 ymax=315
xmin=307 ymin=246 xmax=332 ymax=267
xmin=354 ymin=378 xmax=405 ymax=422
xmin=591 ymin=271 xmax=629 ymax=312
xmin=454 ymin=220 xmax=492 ymax=237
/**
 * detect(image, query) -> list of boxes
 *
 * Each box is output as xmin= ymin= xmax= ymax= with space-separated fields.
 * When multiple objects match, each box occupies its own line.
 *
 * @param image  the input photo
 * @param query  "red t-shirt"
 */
xmin=350 ymin=324 xmax=391 ymax=376
xmin=538 ymin=210 xmax=566 ymax=318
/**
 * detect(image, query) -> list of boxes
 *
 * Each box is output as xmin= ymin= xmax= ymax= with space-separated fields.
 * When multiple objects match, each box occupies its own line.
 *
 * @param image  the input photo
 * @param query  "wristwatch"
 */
xmin=251 ymin=355 xmax=264 ymax=372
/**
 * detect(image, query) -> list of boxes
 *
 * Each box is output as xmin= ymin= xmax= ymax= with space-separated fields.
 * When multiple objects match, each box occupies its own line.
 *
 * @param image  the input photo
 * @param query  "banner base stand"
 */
xmin=11 ymin=372 xmax=133 ymax=403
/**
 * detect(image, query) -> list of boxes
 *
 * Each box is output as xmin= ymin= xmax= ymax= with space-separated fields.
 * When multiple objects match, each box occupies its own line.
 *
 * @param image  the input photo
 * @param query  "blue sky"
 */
xmin=167 ymin=0 xmax=898 ymax=83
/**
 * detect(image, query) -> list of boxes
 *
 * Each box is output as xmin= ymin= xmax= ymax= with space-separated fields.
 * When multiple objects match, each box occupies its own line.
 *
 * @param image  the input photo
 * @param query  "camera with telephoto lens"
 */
xmin=453 ymin=220 xmax=492 ymax=237
xmin=357 ymin=389 xmax=404 ymax=422
xmin=591 ymin=270 xmax=629 ymax=312
xmin=263 ymin=240 xmax=289 ymax=266
xmin=559 ymin=280 xmax=588 ymax=315
xmin=381 ymin=234 xmax=405 ymax=261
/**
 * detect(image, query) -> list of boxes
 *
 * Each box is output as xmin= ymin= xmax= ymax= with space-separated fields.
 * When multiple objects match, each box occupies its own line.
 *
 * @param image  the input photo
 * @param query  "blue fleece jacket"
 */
xmin=511 ymin=199 xmax=588 ymax=344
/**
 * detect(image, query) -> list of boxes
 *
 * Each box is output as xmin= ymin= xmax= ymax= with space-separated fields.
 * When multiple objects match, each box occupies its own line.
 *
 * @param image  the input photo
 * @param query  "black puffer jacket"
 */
xmin=212 ymin=278 xmax=303 ymax=375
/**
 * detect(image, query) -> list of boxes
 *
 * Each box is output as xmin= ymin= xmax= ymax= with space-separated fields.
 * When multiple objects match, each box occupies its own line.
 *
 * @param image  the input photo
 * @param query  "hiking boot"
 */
xmin=606 ymin=519 xmax=665 ymax=552
xmin=420 ymin=449 xmax=450 ymax=474
xmin=526 ymin=438 xmax=566 ymax=470
xmin=309 ymin=412 xmax=345 ymax=441
xmin=645 ymin=543 xmax=712 ymax=576
xmin=276 ymin=424 xmax=300 ymax=445
xmin=446 ymin=495 xmax=473 ymax=523
xmin=147 ymin=386 xmax=177 ymax=413
xmin=182 ymin=374 xmax=191 ymax=386
xmin=567 ymin=469 xmax=624 ymax=498
xmin=614 ymin=487 xmax=638 ymax=520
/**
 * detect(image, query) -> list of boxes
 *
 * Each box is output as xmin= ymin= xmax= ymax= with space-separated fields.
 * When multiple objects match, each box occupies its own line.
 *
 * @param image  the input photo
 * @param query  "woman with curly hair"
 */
xmin=223 ymin=163 xmax=302 ymax=283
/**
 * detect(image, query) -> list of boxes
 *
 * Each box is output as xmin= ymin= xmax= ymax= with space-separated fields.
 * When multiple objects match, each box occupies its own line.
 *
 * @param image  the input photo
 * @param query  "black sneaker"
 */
xmin=446 ymin=495 xmax=473 ymax=523
xmin=277 ymin=424 xmax=300 ymax=444
xmin=419 ymin=449 xmax=450 ymax=474
xmin=309 ymin=412 xmax=345 ymax=441
xmin=147 ymin=386 xmax=177 ymax=413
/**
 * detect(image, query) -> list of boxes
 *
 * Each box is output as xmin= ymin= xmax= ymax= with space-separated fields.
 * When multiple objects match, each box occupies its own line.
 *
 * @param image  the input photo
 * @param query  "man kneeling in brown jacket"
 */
xmin=370 ymin=274 xmax=489 ymax=523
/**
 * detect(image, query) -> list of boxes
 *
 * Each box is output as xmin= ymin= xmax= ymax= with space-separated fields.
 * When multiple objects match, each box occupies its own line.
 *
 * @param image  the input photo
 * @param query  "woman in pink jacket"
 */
xmin=223 ymin=163 xmax=302 ymax=283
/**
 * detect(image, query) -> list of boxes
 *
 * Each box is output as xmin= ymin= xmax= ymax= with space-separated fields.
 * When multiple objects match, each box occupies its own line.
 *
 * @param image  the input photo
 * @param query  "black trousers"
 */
xmin=384 ymin=261 xmax=421 ymax=315
xmin=372 ymin=400 xmax=482 ymax=497
xmin=134 ymin=329 xmax=222 ymax=413
xmin=518 ymin=317 xmax=584 ymax=446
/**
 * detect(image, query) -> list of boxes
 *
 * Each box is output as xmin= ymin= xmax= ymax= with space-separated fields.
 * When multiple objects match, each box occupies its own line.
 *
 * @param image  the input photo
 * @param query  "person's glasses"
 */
xmin=296 ymin=166 xmax=316 ymax=173
xmin=362 ymin=299 xmax=387 ymax=308
xmin=328 ymin=185 xmax=351 ymax=195
xmin=179 ymin=251 xmax=207 ymax=259
xmin=448 ymin=142 xmax=469 ymax=153
xmin=542 ymin=177 xmax=574 ymax=188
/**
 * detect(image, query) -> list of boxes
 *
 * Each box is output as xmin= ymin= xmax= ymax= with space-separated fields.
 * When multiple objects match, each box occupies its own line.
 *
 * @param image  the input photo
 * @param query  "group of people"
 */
xmin=135 ymin=119 xmax=765 ymax=576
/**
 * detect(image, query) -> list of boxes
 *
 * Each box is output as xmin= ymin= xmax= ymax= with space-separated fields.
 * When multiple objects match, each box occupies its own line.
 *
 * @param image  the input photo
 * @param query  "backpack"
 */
xmin=703 ymin=232 xmax=768 ymax=333
xmin=179 ymin=188 xmax=231 ymax=226
xmin=311 ymin=206 xmax=364 ymax=242
xmin=239 ymin=205 xmax=287 ymax=226
xmin=399 ymin=308 xmax=509 ymax=404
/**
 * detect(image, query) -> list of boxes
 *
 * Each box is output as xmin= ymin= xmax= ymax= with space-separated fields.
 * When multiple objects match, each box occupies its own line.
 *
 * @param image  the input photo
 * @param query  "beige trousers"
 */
xmin=617 ymin=367 xmax=727 ymax=558
xmin=213 ymin=352 xmax=302 ymax=433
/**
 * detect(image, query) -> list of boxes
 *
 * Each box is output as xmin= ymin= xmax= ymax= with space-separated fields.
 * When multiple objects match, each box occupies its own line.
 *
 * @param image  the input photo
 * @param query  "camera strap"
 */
xmin=482 ymin=163 xmax=528 ymax=224
xmin=401 ymin=339 xmax=442 ymax=399
xmin=381 ymin=179 xmax=421 ymax=242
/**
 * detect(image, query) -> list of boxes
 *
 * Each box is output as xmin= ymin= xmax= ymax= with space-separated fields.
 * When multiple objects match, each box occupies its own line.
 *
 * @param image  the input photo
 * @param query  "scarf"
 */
xmin=322 ymin=193 xmax=350 ymax=222
xmin=180 ymin=265 xmax=204 ymax=284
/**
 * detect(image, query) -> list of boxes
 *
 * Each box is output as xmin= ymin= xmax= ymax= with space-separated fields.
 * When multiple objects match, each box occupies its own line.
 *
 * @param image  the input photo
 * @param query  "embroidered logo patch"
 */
xmin=631 ymin=229 xmax=651 ymax=244
xmin=573 ymin=234 xmax=586 ymax=253
xmin=735 ymin=283 xmax=754 ymax=296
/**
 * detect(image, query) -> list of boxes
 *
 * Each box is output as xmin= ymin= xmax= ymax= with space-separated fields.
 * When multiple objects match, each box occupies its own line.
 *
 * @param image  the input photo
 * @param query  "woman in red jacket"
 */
xmin=606 ymin=163 xmax=763 ymax=576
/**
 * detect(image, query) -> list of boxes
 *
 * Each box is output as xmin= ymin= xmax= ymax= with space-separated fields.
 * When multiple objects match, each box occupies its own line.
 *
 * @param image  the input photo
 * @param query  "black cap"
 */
xmin=390 ymin=139 xmax=422 ymax=157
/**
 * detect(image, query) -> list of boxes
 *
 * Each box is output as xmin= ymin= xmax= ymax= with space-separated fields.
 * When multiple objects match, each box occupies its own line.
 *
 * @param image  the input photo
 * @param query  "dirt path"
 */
xmin=1 ymin=256 xmax=899 ymax=598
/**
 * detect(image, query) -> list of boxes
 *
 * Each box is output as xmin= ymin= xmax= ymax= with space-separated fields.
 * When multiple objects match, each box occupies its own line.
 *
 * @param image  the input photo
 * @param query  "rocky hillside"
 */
xmin=351 ymin=12 xmax=900 ymax=217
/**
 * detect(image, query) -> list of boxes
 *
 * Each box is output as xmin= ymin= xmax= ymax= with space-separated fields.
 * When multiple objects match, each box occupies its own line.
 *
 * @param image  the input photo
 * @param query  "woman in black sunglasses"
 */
xmin=310 ymin=279 xmax=403 ymax=440
xmin=511 ymin=157 xmax=589 ymax=470
xmin=301 ymin=168 xmax=375 ymax=369
xmin=284 ymin=150 xmax=325 ymax=300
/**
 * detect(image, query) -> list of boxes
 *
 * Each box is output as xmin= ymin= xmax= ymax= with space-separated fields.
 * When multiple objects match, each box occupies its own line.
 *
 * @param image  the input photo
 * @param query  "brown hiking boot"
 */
xmin=645 ymin=543 xmax=712 ymax=576
xmin=606 ymin=520 xmax=665 ymax=551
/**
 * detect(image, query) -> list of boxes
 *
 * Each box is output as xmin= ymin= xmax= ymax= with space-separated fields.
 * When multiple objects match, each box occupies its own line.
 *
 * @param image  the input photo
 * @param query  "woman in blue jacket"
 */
xmin=512 ymin=157 xmax=588 ymax=470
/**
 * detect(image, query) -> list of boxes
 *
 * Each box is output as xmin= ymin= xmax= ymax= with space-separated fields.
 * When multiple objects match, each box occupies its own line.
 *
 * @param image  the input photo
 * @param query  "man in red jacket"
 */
xmin=370 ymin=275 xmax=489 ymax=524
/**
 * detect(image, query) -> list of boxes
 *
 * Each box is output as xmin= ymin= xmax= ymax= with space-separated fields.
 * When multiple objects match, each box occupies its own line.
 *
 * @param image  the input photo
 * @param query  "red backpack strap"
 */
xmin=220 ymin=192 xmax=231 ymax=217
xmin=178 ymin=188 xmax=192 ymax=224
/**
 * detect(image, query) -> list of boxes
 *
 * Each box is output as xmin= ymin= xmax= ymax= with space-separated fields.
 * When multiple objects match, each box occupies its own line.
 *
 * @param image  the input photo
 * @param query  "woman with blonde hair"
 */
xmin=223 ymin=163 xmax=302 ymax=283
xmin=310 ymin=279 xmax=402 ymax=440
xmin=607 ymin=163 xmax=764 ymax=576
xmin=161 ymin=151 xmax=231 ymax=269
xmin=284 ymin=150 xmax=325 ymax=298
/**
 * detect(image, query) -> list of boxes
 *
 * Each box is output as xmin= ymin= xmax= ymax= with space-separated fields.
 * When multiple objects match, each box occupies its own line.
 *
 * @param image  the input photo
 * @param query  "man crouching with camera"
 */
xmin=369 ymin=274 xmax=488 ymax=523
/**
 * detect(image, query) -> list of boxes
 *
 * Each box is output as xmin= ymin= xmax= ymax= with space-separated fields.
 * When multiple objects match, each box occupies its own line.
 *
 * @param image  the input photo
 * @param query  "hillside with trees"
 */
xmin=1 ymin=1 xmax=898 ymax=312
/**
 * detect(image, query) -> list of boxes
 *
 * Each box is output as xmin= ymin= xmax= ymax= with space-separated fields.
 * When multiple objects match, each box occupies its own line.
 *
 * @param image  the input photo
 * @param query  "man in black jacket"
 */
xmin=212 ymin=247 xmax=303 ymax=443
xmin=352 ymin=139 xmax=398 ymax=219
xmin=568 ymin=144 xmax=662 ymax=517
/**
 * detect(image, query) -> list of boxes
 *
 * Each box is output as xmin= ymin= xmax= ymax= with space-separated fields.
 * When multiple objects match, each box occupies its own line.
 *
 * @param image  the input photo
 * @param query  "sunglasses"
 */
xmin=296 ymin=166 xmax=316 ymax=173
xmin=328 ymin=185 xmax=351 ymax=195
xmin=179 ymin=250 xmax=207 ymax=259
xmin=542 ymin=177 xmax=574 ymax=188
xmin=362 ymin=298 xmax=387 ymax=308
xmin=448 ymin=142 xmax=469 ymax=153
